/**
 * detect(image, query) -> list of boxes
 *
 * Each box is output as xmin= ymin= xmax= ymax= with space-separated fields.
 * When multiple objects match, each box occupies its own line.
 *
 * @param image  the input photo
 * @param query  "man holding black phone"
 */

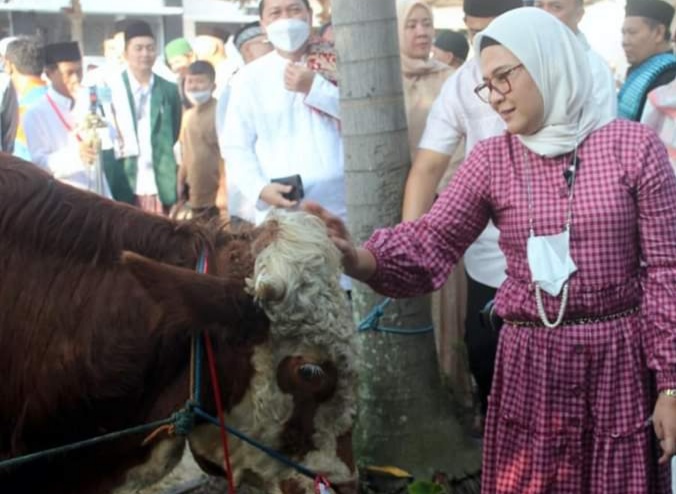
xmin=222 ymin=0 xmax=345 ymax=227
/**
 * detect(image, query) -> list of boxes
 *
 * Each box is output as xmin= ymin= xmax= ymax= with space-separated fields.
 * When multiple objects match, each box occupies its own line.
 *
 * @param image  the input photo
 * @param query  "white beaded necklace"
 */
xmin=523 ymin=143 xmax=579 ymax=329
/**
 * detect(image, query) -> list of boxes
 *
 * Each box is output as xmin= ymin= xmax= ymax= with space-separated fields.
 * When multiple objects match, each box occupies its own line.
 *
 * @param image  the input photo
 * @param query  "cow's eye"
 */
xmin=298 ymin=363 xmax=325 ymax=381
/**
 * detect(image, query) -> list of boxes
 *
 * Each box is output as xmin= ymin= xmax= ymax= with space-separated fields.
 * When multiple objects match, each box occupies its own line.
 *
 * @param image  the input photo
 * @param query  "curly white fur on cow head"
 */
xmin=245 ymin=210 xmax=343 ymax=319
xmin=195 ymin=210 xmax=359 ymax=494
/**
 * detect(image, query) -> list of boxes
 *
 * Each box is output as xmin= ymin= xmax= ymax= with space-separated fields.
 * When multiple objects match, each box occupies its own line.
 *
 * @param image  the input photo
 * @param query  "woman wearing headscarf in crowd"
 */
xmin=397 ymin=0 xmax=453 ymax=155
xmin=397 ymin=0 xmax=472 ymax=409
xmin=307 ymin=7 xmax=676 ymax=492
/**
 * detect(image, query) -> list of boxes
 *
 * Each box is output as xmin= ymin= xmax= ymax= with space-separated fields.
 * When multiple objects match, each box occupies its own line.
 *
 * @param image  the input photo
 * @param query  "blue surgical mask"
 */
xmin=186 ymin=90 xmax=212 ymax=106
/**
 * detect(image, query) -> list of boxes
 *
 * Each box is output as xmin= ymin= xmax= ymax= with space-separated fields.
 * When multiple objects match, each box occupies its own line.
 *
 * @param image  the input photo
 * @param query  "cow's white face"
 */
xmin=189 ymin=339 xmax=356 ymax=493
xmin=118 ymin=211 xmax=358 ymax=494
xmin=190 ymin=211 xmax=359 ymax=494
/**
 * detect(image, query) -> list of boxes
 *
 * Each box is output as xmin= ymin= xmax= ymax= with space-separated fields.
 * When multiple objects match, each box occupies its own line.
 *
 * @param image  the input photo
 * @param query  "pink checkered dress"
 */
xmin=365 ymin=120 xmax=676 ymax=493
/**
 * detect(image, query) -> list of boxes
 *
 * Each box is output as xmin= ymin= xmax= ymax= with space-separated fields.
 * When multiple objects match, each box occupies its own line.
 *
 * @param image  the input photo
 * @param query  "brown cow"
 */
xmin=0 ymin=156 xmax=358 ymax=494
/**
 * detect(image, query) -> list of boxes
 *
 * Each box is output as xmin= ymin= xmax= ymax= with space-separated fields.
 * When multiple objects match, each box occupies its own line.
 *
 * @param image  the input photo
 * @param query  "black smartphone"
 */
xmin=270 ymin=174 xmax=304 ymax=202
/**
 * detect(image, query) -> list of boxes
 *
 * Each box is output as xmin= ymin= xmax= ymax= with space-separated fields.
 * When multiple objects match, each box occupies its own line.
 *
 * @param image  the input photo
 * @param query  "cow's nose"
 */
xmin=332 ymin=480 xmax=358 ymax=494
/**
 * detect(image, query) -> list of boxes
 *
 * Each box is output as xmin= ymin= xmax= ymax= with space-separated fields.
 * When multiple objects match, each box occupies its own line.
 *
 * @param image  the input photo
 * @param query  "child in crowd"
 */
xmin=177 ymin=60 xmax=226 ymax=219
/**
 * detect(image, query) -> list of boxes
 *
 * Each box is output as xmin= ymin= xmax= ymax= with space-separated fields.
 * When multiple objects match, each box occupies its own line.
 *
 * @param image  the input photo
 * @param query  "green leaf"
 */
xmin=407 ymin=480 xmax=444 ymax=494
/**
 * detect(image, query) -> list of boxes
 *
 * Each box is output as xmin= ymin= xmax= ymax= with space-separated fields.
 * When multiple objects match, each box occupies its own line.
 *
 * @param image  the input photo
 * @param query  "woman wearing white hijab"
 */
xmin=397 ymin=0 xmax=453 ymax=156
xmin=305 ymin=7 xmax=676 ymax=492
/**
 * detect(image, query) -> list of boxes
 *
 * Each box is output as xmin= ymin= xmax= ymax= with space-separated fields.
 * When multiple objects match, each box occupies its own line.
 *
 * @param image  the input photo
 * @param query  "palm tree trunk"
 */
xmin=332 ymin=0 xmax=481 ymax=485
xmin=66 ymin=0 xmax=84 ymax=46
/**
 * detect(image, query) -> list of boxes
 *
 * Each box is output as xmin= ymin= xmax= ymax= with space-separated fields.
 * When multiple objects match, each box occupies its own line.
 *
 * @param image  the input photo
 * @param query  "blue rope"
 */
xmin=194 ymin=408 xmax=318 ymax=480
xmin=0 ymin=417 xmax=175 ymax=470
xmin=172 ymin=406 xmax=196 ymax=436
xmin=0 ymin=402 xmax=202 ymax=471
xmin=357 ymin=297 xmax=434 ymax=335
xmin=194 ymin=250 xmax=207 ymax=406
xmin=191 ymin=249 xmax=317 ymax=481
xmin=0 ymin=248 xmax=321 ymax=482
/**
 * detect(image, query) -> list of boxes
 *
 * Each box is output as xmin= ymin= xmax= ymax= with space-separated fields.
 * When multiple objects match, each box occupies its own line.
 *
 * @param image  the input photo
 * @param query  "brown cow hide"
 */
xmin=0 ymin=156 xmax=357 ymax=494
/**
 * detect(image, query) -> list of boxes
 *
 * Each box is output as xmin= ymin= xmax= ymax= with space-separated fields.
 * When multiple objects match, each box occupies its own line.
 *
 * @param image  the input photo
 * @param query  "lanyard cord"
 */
xmin=46 ymin=93 xmax=82 ymax=142
xmin=523 ymin=144 xmax=579 ymax=237
xmin=523 ymin=141 xmax=579 ymax=328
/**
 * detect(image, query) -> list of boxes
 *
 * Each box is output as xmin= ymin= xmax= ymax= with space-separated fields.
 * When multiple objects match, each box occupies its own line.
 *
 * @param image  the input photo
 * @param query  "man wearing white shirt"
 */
xmin=222 ymin=0 xmax=344 ymax=227
xmin=105 ymin=21 xmax=182 ymax=214
xmin=402 ymin=0 xmax=522 ymax=420
xmin=216 ymin=21 xmax=273 ymax=224
xmin=24 ymin=42 xmax=111 ymax=197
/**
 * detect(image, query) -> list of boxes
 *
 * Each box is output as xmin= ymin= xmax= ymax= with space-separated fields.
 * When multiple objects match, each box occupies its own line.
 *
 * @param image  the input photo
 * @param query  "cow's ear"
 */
xmin=121 ymin=251 xmax=255 ymax=326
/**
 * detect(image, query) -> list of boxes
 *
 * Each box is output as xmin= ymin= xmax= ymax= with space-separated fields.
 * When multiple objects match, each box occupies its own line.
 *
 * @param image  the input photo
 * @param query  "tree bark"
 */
xmin=66 ymin=0 xmax=84 ymax=47
xmin=332 ymin=0 xmax=481 ymax=484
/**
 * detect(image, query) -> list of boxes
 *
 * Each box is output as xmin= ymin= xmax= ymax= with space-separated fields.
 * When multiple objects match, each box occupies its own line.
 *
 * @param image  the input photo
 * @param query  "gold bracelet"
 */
xmin=660 ymin=389 xmax=676 ymax=398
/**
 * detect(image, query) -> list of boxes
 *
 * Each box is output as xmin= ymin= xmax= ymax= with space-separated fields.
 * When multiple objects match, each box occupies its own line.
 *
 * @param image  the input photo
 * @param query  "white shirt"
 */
xmin=127 ymin=72 xmax=157 ymax=195
xmin=578 ymin=31 xmax=617 ymax=122
xmin=23 ymin=86 xmax=111 ymax=197
xmin=215 ymin=78 xmax=231 ymax=158
xmin=222 ymin=50 xmax=345 ymax=226
xmin=419 ymin=38 xmax=618 ymax=288
xmin=420 ymin=58 xmax=507 ymax=288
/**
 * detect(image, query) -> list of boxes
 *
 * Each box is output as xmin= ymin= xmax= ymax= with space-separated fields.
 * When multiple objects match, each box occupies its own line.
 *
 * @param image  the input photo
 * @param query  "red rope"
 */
xmin=201 ymin=255 xmax=237 ymax=494
xmin=204 ymin=332 xmax=236 ymax=493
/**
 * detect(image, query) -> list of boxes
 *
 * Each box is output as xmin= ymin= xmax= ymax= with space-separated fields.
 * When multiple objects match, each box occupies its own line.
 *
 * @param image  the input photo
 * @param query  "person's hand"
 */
xmin=259 ymin=183 xmax=297 ymax=208
xmin=79 ymin=140 xmax=97 ymax=166
xmin=284 ymin=63 xmax=315 ymax=94
xmin=302 ymin=201 xmax=359 ymax=272
xmin=653 ymin=392 xmax=676 ymax=464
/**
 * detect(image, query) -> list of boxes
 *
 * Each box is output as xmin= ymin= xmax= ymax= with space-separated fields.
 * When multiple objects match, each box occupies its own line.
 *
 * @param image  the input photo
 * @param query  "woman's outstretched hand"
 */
xmin=302 ymin=201 xmax=375 ymax=281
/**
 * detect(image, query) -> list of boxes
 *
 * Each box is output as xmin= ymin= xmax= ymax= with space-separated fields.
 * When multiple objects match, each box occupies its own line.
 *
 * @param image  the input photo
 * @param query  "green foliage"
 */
xmin=407 ymin=480 xmax=445 ymax=494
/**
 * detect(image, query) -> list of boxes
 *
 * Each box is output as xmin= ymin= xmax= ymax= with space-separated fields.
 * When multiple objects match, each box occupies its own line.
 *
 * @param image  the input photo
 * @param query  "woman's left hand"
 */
xmin=653 ymin=393 xmax=676 ymax=464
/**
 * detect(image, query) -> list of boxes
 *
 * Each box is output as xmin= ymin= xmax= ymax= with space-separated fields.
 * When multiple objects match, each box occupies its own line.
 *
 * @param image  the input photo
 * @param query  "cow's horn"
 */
xmin=253 ymin=270 xmax=286 ymax=302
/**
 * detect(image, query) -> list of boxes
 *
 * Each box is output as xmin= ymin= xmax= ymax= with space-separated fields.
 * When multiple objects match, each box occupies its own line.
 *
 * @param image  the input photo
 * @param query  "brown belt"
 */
xmin=505 ymin=306 xmax=640 ymax=328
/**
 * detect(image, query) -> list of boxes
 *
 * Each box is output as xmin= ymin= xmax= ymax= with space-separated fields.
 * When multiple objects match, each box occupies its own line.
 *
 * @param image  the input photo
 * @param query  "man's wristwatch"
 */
xmin=660 ymin=389 xmax=676 ymax=398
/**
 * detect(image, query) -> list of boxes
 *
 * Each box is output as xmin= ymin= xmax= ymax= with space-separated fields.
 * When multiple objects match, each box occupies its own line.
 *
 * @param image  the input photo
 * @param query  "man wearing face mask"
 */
xmin=177 ymin=60 xmax=226 ymax=219
xmin=222 ymin=0 xmax=344 ymax=230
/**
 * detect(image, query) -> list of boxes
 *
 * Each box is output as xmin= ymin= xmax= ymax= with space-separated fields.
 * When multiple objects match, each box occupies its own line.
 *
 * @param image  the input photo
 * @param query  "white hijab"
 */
xmin=475 ymin=7 xmax=612 ymax=157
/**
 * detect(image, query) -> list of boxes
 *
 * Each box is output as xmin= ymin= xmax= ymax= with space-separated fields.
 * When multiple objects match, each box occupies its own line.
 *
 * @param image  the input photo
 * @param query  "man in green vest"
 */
xmin=105 ymin=20 xmax=181 ymax=214
xmin=619 ymin=0 xmax=676 ymax=121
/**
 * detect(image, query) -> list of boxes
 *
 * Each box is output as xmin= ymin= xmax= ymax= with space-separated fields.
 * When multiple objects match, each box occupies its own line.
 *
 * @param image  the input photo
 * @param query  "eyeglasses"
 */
xmin=474 ymin=63 xmax=524 ymax=103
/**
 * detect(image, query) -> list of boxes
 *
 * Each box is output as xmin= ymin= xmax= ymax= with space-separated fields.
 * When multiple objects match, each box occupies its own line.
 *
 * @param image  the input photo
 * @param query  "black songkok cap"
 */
xmin=44 ymin=41 xmax=81 ymax=65
xmin=434 ymin=30 xmax=470 ymax=61
xmin=124 ymin=20 xmax=155 ymax=43
xmin=463 ymin=0 xmax=523 ymax=17
xmin=626 ymin=0 xmax=675 ymax=27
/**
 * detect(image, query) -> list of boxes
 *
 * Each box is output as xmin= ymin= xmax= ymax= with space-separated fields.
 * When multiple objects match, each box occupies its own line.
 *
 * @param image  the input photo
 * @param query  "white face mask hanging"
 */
xmin=523 ymin=143 xmax=580 ymax=329
xmin=527 ymin=229 xmax=577 ymax=297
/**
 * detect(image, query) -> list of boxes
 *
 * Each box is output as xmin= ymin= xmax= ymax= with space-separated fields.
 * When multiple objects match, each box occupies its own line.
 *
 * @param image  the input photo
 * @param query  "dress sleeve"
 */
xmin=304 ymin=74 xmax=340 ymax=120
xmin=636 ymin=129 xmax=676 ymax=391
xmin=363 ymin=142 xmax=493 ymax=298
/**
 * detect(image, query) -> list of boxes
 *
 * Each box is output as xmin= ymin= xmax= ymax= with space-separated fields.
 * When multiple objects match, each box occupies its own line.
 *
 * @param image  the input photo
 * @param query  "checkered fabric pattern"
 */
xmin=364 ymin=120 xmax=676 ymax=492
